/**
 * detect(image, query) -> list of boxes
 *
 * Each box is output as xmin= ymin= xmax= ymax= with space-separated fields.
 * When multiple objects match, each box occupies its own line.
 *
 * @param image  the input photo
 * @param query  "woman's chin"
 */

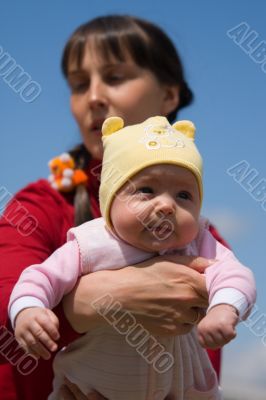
xmin=88 ymin=146 xmax=103 ymax=160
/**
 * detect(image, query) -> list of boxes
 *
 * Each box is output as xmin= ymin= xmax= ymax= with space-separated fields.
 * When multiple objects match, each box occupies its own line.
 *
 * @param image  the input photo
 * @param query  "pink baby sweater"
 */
xmin=9 ymin=217 xmax=256 ymax=400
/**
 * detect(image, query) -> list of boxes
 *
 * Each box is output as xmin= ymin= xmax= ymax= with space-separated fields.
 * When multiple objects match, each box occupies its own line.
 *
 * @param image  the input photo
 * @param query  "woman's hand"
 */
xmin=63 ymin=255 xmax=211 ymax=336
xmin=59 ymin=378 xmax=107 ymax=399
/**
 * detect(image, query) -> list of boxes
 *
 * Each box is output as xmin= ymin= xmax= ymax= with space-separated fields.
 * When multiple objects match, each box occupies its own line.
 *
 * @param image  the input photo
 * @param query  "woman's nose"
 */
xmin=155 ymin=194 xmax=176 ymax=216
xmin=87 ymin=77 xmax=107 ymax=109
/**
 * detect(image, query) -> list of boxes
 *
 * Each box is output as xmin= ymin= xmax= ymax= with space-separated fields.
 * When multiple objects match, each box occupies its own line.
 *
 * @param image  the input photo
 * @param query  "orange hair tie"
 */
xmin=48 ymin=153 xmax=88 ymax=192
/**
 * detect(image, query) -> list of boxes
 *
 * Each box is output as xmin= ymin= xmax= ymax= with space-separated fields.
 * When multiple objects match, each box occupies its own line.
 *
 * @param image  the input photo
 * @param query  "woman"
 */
xmin=0 ymin=15 xmax=224 ymax=400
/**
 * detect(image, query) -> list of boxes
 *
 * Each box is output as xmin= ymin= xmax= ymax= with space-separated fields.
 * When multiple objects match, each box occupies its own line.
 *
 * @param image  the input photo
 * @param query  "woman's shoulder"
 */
xmin=198 ymin=216 xmax=231 ymax=249
xmin=15 ymin=178 xmax=72 ymax=202
xmin=11 ymin=179 xmax=75 ymax=215
xmin=15 ymin=177 xmax=75 ymax=218
xmin=208 ymin=223 xmax=230 ymax=249
xmin=4 ymin=179 xmax=75 ymax=247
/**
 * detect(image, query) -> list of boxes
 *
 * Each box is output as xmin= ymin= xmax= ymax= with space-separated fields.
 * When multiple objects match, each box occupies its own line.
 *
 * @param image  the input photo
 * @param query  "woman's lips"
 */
xmin=89 ymin=119 xmax=105 ymax=135
xmin=91 ymin=128 xmax=102 ymax=135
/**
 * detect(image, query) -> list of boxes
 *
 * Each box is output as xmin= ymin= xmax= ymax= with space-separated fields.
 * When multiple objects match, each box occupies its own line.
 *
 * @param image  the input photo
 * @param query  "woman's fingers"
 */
xmin=161 ymin=254 xmax=215 ymax=272
xmin=63 ymin=256 xmax=209 ymax=335
xmin=187 ymin=273 xmax=208 ymax=305
xmin=147 ymin=261 xmax=208 ymax=306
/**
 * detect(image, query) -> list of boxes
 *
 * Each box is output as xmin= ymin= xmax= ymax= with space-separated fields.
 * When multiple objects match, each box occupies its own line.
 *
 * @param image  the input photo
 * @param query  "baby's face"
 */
xmin=110 ymin=164 xmax=201 ymax=253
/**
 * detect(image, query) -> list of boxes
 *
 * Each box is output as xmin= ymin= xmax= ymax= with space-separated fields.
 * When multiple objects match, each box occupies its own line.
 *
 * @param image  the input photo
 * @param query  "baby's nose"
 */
xmin=156 ymin=195 xmax=176 ymax=215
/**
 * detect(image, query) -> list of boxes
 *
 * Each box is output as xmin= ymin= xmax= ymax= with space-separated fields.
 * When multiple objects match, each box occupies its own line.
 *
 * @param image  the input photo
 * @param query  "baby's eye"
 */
xmin=136 ymin=187 xmax=154 ymax=195
xmin=177 ymin=191 xmax=192 ymax=200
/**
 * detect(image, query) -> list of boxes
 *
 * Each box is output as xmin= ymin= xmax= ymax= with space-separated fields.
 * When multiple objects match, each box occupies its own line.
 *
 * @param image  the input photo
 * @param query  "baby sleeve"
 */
xmin=200 ymin=228 xmax=256 ymax=319
xmin=8 ymin=238 xmax=82 ymax=327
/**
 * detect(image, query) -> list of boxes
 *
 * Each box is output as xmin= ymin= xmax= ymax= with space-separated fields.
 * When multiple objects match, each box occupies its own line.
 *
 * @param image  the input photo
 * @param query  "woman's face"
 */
xmin=68 ymin=45 xmax=180 ymax=159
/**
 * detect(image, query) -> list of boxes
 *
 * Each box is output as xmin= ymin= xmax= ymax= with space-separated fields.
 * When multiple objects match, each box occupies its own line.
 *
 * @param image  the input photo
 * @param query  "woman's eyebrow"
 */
xmin=68 ymin=62 xmax=127 ymax=76
xmin=67 ymin=70 xmax=87 ymax=78
xmin=102 ymin=62 xmax=131 ymax=71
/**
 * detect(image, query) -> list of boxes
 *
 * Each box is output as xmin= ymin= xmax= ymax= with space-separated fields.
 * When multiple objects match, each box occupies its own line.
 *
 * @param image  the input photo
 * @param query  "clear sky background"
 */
xmin=1 ymin=1 xmax=266 ymax=398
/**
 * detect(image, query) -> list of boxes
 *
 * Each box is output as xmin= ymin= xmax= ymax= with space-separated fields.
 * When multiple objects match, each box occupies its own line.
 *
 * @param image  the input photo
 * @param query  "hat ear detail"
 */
xmin=102 ymin=117 xmax=124 ymax=136
xmin=172 ymin=120 xmax=196 ymax=140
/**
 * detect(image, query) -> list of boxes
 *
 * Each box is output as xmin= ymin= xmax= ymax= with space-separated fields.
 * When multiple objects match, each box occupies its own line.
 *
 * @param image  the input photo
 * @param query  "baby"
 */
xmin=9 ymin=116 xmax=256 ymax=400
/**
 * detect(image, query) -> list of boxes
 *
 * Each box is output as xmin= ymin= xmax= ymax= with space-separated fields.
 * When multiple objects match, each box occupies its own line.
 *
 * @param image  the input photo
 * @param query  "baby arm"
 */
xmin=197 ymin=303 xmax=238 ymax=349
xmin=197 ymin=228 xmax=256 ymax=349
xmin=14 ymin=307 xmax=60 ymax=359
xmin=8 ymin=239 xmax=82 ymax=358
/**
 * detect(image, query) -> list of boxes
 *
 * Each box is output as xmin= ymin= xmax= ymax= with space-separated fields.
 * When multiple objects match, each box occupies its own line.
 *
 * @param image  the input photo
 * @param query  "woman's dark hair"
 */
xmin=68 ymin=144 xmax=92 ymax=226
xmin=62 ymin=15 xmax=193 ymax=225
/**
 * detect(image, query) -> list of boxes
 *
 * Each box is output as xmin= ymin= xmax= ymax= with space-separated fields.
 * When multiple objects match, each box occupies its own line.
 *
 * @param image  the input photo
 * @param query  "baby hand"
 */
xmin=15 ymin=307 xmax=60 ymax=360
xmin=197 ymin=304 xmax=238 ymax=349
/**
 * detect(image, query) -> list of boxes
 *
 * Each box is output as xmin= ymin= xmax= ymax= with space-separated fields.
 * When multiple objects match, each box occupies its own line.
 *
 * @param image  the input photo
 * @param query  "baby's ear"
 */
xmin=102 ymin=117 xmax=124 ymax=136
xmin=172 ymin=120 xmax=196 ymax=140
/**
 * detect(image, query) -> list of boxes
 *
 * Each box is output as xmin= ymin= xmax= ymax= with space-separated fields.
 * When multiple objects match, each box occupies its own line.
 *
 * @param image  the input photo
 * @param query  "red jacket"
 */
xmin=0 ymin=162 xmax=222 ymax=399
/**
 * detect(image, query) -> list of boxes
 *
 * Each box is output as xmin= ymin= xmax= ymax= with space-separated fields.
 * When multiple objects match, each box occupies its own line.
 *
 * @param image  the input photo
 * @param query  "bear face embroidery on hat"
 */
xmin=139 ymin=122 xmax=185 ymax=150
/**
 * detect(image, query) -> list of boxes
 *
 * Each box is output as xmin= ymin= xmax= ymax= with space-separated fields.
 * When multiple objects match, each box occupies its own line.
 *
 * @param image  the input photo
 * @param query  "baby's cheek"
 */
xmin=183 ymin=217 xmax=199 ymax=242
xmin=117 ymin=212 xmax=139 ymax=234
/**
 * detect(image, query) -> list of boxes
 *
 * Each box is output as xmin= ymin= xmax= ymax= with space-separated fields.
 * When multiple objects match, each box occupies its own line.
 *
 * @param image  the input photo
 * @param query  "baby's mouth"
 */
xmin=151 ymin=222 xmax=174 ymax=240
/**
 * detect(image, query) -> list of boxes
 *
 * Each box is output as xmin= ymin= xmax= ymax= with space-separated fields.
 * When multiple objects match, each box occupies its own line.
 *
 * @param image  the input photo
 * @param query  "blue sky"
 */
xmin=1 ymin=1 xmax=266 ymax=398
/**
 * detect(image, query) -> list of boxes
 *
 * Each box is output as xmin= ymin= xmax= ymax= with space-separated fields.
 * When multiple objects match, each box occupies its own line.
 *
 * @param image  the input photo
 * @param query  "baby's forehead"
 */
xmin=133 ymin=164 xmax=197 ymax=182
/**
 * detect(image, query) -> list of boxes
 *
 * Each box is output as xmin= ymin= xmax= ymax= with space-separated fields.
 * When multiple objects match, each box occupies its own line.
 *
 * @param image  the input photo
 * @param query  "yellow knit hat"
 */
xmin=99 ymin=116 xmax=203 ymax=228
